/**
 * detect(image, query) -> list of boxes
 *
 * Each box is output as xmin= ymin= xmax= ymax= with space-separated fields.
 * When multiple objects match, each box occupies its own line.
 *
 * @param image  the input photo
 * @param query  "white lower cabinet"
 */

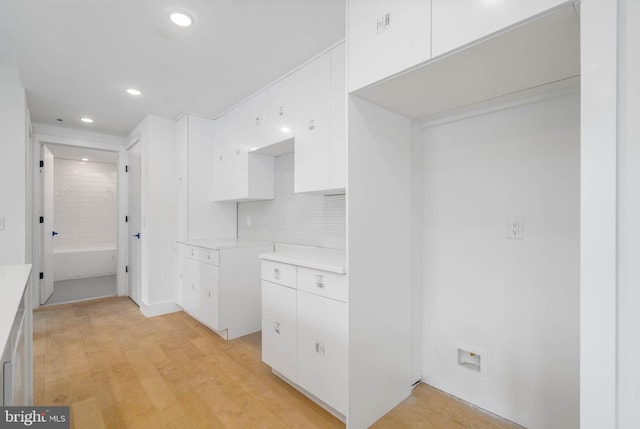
xmin=261 ymin=280 xmax=297 ymax=382
xmin=297 ymin=290 xmax=347 ymax=415
xmin=260 ymin=257 xmax=347 ymax=417
xmin=178 ymin=242 xmax=273 ymax=340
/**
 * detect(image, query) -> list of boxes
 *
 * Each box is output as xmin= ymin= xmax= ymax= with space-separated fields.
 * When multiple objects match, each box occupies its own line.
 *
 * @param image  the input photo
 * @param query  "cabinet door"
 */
xmin=213 ymin=113 xmax=233 ymax=201
xmin=431 ymin=0 xmax=567 ymax=57
xmin=348 ymin=0 xmax=431 ymax=92
xmin=269 ymin=75 xmax=295 ymax=144
xmin=199 ymin=262 xmax=220 ymax=330
xmin=262 ymin=281 xmax=297 ymax=382
xmin=294 ymin=52 xmax=332 ymax=193
xmin=175 ymin=116 xmax=189 ymax=241
xmin=330 ymin=43 xmax=346 ymax=191
xmin=182 ymin=257 xmax=200 ymax=315
xmin=244 ymin=90 xmax=270 ymax=151
xmin=297 ymin=291 xmax=347 ymax=414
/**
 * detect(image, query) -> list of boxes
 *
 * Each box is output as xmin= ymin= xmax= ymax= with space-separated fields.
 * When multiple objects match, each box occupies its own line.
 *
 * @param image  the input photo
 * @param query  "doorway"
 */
xmin=40 ymin=143 xmax=119 ymax=305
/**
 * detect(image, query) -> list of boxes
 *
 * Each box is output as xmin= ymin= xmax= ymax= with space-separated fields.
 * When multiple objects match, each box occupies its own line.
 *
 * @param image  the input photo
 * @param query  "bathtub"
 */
xmin=53 ymin=248 xmax=117 ymax=281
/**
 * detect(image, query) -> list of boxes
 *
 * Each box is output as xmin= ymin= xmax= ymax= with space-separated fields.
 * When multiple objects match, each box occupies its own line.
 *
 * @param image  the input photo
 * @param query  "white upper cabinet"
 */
xmin=176 ymin=114 xmax=236 ymax=239
xmin=347 ymin=0 xmax=432 ymax=92
xmin=295 ymin=42 xmax=346 ymax=195
xmin=268 ymin=75 xmax=295 ymax=145
xmin=431 ymin=0 xmax=569 ymax=57
xmin=242 ymin=90 xmax=270 ymax=151
xmin=213 ymin=95 xmax=274 ymax=202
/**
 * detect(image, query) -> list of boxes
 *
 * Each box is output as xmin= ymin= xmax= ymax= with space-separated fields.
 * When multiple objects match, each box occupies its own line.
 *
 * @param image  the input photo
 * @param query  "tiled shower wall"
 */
xmin=237 ymin=152 xmax=346 ymax=249
xmin=53 ymin=158 xmax=118 ymax=251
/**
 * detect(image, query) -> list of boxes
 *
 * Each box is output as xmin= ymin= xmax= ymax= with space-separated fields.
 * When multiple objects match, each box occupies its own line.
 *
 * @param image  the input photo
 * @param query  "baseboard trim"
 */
xmin=139 ymin=300 xmax=181 ymax=318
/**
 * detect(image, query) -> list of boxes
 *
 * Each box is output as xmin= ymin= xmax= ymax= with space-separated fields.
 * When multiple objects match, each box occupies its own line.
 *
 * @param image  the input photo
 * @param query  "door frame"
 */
xmin=125 ymin=138 xmax=142 ymax=304
xmin=31 ymin=127 xmax=127 ymax=309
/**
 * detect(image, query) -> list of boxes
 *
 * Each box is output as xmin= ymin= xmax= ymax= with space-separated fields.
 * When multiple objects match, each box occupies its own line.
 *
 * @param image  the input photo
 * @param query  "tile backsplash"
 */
xmin=237 ymin=152 xmax=345 ymax=249
xmin=53 ymin=158 xmax=118 ymax=251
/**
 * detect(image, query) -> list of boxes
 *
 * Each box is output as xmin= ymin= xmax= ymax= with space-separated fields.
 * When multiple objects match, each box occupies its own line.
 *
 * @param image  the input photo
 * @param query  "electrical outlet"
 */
xmin=376 ymin=12 xmax=391 ymax=34
xmin=507 ymin=217 xmax=524 ymax=240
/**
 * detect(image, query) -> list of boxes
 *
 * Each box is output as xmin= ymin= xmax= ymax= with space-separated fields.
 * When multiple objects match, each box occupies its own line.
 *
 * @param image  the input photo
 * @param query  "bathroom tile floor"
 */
xmin=45 ymin=275 xmax=116 ymax=306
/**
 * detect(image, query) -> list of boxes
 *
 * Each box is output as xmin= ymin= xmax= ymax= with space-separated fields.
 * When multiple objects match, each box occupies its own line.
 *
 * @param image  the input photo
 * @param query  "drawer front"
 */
xmin=297 ymin=268 xmax=346 ymax=302
xmin=261 ymin=261 xmax=296 ymax=288
xmin=200 ymin=248 xmax=220 ymax=266
xmin=186 ymin=245 xmax=200 ymax=260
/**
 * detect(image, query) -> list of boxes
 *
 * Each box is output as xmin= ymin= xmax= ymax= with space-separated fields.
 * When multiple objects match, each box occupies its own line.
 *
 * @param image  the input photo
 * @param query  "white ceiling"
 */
xmin=0 ymin=0 xmax=345 ymax=137
xmin=47 ymin=144 xmax=118 ymax=164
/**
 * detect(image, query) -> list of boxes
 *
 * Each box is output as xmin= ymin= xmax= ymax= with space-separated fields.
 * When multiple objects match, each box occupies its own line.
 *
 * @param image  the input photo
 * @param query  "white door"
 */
xmin=41 ymin=145 xmax=55 ymax=304
xmin=126 ymin=141 xmax=142 ymax=305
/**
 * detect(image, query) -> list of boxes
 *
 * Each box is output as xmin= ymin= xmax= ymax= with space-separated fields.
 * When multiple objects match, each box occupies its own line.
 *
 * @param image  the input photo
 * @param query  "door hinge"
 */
xmin=125 ymin=165 xmax=128 ymax=172
xmin=125 ymin=265 xmax=129 ymax=273
xmin=39 ymin=216 xmax=44 ymax=224
xmin=39 ymin=160 xmax=44 ymax=168
xmin=125 ymin=215 xmax=128 ymax=223
xmin=39 ymin=272 xmax=44 ymax=280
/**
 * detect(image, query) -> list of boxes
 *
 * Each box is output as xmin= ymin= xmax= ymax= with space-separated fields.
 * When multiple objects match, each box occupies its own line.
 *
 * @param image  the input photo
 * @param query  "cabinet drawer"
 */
xmin=186 ymin=246 xmax=200 ymax=260
xmin=200 ymin=248 xmax=220 ymax=266
xmin=297 ymin=268 xmax=346 ymax=303
xmin=261 ymin=261 xmax=296 ymax=288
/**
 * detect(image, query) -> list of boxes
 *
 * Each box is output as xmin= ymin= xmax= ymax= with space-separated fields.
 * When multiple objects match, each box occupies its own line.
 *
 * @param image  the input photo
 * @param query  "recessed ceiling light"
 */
xmin=81 ymin=158 xmax=89 ymax=162
xmin=281 ymin=127 xmax=291 ymax=133
xmin=81 ymin=117 xmax=94 ymax=123
xmin=169 ymin=10 xmax=193 ymax=27
xmin=126 ymin=88 xmax=142 ymax=96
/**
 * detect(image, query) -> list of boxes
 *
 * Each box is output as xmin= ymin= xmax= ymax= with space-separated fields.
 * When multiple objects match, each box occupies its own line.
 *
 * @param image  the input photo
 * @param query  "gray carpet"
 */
xmin=45 ymin=274 xmax=117 ymax=305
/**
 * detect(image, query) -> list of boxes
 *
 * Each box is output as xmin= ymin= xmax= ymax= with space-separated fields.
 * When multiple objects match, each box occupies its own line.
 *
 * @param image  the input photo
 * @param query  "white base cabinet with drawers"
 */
xmin=260 ymin=255 xmax=347 ymax=418
xmin=178 ymin=241 xmax=273 ymax=340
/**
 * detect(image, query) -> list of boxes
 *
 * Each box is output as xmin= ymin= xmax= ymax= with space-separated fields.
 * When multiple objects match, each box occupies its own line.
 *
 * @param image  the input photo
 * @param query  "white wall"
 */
xmin=53 ymin=159 xmax=117 ymax=251
xmin=238 ymin=152 xmax=346 ymax=249
xmin=138 ymin=115 xmax=178 ymax=310
xmin=0 ymin=68 xmax=27 ymax=265
xmin=421 ymin=93 xmax=580 ymax=428
xmin=616 ymin=0 xmax=640 ymax=426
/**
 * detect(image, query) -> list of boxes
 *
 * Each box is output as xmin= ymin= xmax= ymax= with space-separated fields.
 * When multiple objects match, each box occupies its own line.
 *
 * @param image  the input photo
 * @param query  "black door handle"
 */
xmin=52 ymin=231 xmax=59 ymax=237
xmin=133 ymin=233 xmax=141 ymax=239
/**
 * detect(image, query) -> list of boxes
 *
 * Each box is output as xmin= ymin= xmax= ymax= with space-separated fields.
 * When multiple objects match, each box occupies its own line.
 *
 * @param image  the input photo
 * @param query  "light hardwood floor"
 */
xmin=34 ymin=297 xmax=520 ymax=429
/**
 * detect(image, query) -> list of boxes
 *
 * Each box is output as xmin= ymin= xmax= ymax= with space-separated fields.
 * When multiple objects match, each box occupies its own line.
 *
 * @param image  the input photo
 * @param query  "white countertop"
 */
xmin=178 ymin=238 xmax=274 ymax=250
xmin=259 ymin=248 xmax=346 ymax=274
xmin=1 ymin=264 xmax=32 ymax=352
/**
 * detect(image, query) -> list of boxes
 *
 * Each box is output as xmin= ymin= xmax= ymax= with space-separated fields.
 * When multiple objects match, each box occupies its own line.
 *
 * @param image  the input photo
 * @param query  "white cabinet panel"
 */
xmin=297 ymin=291 xmax=348 ymax=414
xmin=262 ymin=280 xmax=297 ymax=382
xmin=295 ymin=43 xmax=346 ymax=195
xmin=348 ymin=0 xmax=431 ymax=92
xmin=431 ymin=0 xmax=568 ymax=57
xmin=330 ymin=43 xmax=347 ymax=191
xmin=181 ymin=255 xmax=200 ymax=315
xmin=261 ymin=260 xmax=297 ymax=288
xmin=269 ymin=75 xmax=295 ymax=145
xmin=199 ymin=262 xmax=220 ymax=330
xmin=213 ymin=96 xmax=274 ymax=202
xmin=242 ymin=90 xmax=270 ymax=152
xmin=297 ymin=267 xmax=347 ymax=303
xmin=178 ymin=114 xmax=236 ymax=239
xmin=295 ymin=52 xmax=332 ymax=194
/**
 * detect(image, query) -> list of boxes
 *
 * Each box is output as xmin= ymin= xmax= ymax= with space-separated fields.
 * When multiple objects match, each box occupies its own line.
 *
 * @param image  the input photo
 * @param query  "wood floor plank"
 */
xmin=34 ymin=297 xmax=521 ymax=429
